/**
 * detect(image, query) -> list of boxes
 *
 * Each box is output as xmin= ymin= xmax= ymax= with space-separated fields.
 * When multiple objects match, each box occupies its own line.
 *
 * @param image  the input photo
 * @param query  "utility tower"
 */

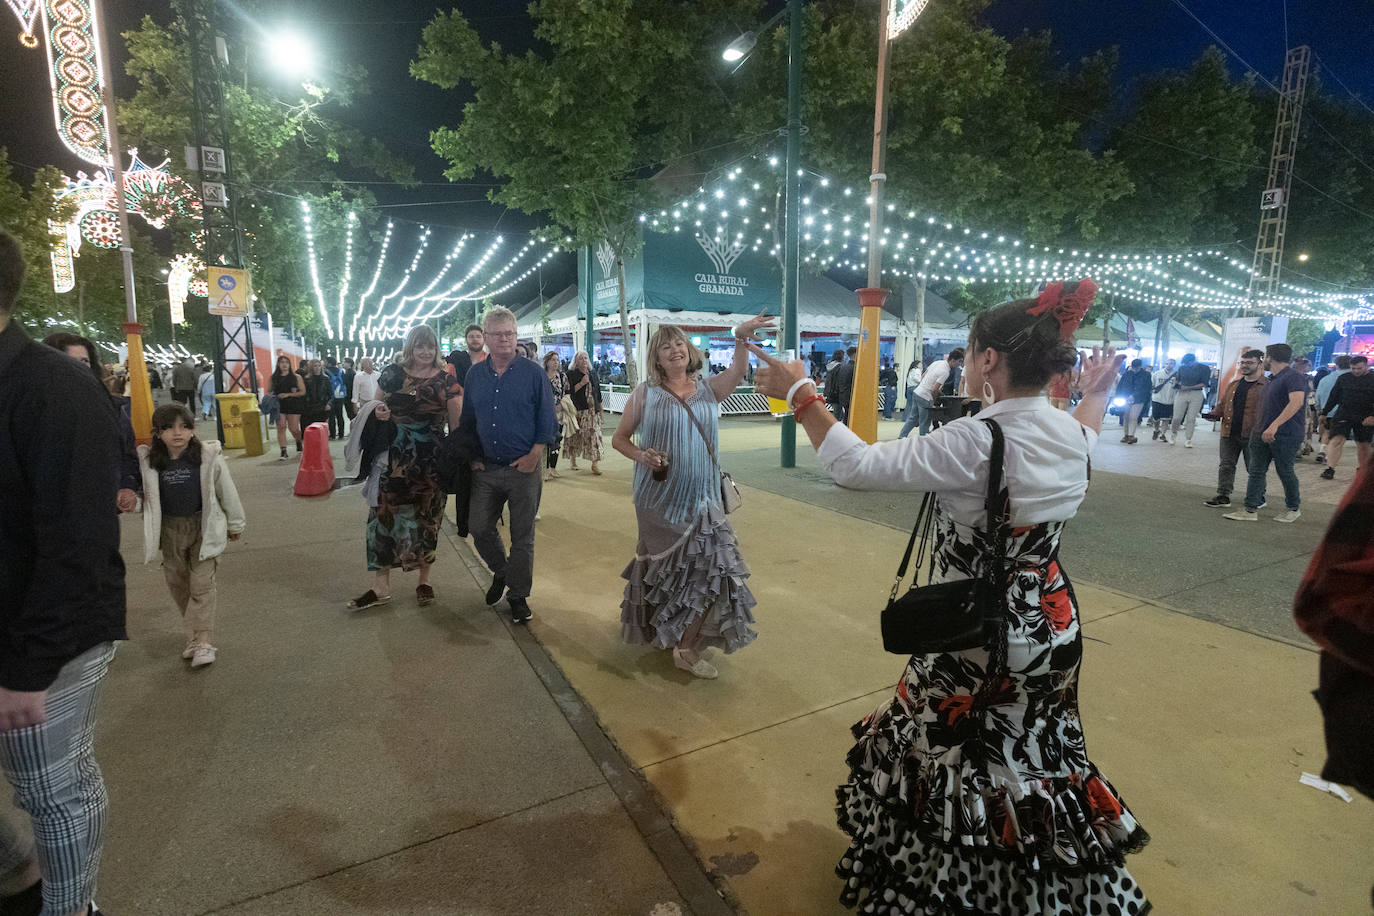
xmin=1247 ymin=45 xmax=1311 ymax=311
xmin=185 ymin=0 xmax=258 ymax=424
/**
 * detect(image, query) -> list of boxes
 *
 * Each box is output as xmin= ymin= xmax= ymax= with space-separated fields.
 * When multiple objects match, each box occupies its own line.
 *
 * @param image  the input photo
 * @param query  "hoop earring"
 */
xmin=982 ymin=380 xmax=996 ymax=405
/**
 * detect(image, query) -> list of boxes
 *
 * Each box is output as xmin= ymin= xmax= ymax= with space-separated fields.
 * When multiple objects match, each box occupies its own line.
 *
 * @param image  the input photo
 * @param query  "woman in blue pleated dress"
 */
xmin=611 ymin=315 xmax=773 ymax=679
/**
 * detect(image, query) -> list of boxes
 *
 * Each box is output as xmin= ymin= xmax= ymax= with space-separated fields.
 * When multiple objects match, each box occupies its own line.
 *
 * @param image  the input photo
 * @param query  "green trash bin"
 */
xmin=215 ymin=392 xmax=258 ymax=449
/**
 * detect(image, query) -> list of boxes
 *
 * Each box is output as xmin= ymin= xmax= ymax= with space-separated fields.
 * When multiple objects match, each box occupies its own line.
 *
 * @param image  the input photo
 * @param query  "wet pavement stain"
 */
xmin=710 ymin=850 xmax=760 ymax=876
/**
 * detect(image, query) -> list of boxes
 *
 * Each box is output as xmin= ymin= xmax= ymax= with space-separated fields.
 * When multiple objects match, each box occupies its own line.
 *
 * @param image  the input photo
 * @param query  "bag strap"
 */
xmin=664 ymin=384 xmax=719 ymax=464
xmin=889 ymin=418 xmax=1008 ymax=600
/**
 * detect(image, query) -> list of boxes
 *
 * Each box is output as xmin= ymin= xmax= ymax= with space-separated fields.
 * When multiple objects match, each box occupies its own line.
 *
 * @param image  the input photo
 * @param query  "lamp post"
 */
xmin=725 ymin=0 xmax=803 ymax=468
xmin=851 ymin=0 xmax=932 ymax=444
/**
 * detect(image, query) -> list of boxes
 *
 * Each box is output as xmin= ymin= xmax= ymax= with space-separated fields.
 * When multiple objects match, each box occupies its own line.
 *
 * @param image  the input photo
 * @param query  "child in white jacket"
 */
xmin=139 ymin=404 xmax=245 ymax=667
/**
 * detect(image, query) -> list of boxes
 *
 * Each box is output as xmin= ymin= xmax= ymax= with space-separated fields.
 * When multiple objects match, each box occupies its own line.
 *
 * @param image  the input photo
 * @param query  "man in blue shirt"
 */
xmin=1226 ymin=343 xmax=1308 ymax=523
xmin=459 ymin=307 xmax=558 ymax=623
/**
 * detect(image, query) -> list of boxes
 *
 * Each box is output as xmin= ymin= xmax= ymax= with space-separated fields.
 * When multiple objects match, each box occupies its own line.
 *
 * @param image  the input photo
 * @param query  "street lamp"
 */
xmin=723 ymin=1 xmax=802 ymax=468
xmin=264 ymin=30 xmax=315 ymax=78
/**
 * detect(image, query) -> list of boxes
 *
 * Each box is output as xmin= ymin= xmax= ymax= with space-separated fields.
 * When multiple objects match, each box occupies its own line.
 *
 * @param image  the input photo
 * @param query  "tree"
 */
xmin=413 ymin=0 xmax=761 ymax=384
xmin=1287 ymin=318 xmax=1325 ymax=360
xmin=115 ymin=8 xmax=414 ymax=346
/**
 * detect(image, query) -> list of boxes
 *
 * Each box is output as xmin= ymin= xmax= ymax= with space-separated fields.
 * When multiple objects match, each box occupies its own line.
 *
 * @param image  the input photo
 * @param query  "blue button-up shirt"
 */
xmin=460 ymin=356 xmax=558 ymax=465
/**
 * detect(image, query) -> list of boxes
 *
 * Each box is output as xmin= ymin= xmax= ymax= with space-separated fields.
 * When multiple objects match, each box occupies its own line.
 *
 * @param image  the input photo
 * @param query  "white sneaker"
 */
xmin=1273 ymin=509 xmax=1301 ymax=523
xmin=1184 ymin=440 xmax=1194 ymax=448
xmin=182 ymin=641 xmax=197 ymax=660
xmin=673 ymin=648 xmax=718 ymax=679
xmin=1222 ymin=509 xmax=1258 ymax=521
xmin=190 ymin=645 xmax=217 ymax=667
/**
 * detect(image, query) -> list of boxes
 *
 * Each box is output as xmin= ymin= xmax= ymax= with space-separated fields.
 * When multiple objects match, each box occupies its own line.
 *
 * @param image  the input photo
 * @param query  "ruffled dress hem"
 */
xmin=620 ymin=504 xmax=758 ymax=653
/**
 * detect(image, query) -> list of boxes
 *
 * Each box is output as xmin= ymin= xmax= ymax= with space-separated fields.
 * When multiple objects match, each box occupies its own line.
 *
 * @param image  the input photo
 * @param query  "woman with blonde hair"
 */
xmin=346 ymin=324 xmax=462 ymax=610
xmin=564 ymin=350 xmax=604 ymax=474
xmin=611 ymin=312 xmax=773 ymax=678
xmin=542 ymin=351 xmax=569 ymax=480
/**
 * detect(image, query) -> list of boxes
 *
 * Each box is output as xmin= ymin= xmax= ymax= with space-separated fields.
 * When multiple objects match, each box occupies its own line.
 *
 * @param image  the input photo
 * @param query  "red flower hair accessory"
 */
xmin=1027 ymin=278 xmax=1097 ymax=340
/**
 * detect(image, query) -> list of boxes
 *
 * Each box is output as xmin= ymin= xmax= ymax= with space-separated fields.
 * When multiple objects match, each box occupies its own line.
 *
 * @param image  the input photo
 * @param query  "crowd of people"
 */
xmin=4 ymin=207 xmax=1370 ymax=916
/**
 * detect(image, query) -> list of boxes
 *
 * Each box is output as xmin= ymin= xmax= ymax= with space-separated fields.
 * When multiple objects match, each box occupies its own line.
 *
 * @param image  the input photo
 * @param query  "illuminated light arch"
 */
xmin=38 ymin=0 xmax=111 ymax=166
xmin=48 ymin=150 xmax=202 ymax=292
xmin=5 ymin=0 xmax=40 ymax=47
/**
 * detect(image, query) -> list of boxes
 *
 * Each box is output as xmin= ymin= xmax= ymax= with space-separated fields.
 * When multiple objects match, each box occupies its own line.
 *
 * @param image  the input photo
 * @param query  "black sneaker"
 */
xmin=509 ymin=596 xmax=532 ymax=625
xmin=1321 ymin=467 xmax=1336 ymax=480
xmin=346 ymin=589 xmax=391 ymax=610
xmin=1315 ymin=453 xmax=1326 ymax=464
xmin=485 ymin=575 xmax=506 ymax=606
xmin=1203 ymin=495 xmax=1231 ymax=508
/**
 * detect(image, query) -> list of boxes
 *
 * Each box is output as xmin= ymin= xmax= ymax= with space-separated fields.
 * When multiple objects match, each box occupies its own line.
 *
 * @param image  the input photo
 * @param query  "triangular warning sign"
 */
xmin=213 ymin=291 xmax=236 ymax=310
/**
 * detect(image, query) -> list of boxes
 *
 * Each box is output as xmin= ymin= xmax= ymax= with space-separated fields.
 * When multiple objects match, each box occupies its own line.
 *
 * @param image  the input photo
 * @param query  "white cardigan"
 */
xmin=138 ymin=439 xmax=247 ymax=564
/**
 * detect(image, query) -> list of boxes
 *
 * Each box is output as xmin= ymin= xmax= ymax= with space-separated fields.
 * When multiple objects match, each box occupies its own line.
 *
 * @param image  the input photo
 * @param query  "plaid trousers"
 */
xmin=0 ymin=642 xmax=116 ymax=914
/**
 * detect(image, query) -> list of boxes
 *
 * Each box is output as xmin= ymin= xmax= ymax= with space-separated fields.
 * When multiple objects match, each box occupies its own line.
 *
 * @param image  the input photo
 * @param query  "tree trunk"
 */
xmin=1160 ymin=305 xmax=1174 ymax=363
xmin=616 ymin=255 xmax=637 ymax=387
xmin=913 ymin=274 xmax=927 ymax=365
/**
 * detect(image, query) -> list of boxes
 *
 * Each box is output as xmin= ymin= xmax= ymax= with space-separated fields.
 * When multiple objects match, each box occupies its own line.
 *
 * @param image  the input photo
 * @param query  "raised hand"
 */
xmin=734 ymin=308 xmax=777 ymax=341
xmin=1076 ymin=346 xmax=1126 ymax=396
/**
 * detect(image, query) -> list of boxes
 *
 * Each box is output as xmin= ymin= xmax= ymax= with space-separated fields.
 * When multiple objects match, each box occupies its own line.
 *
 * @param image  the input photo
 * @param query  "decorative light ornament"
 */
xmin=5 ymin=0 xmax=39 ymax=47
xmin=166 ymin=253 xmax=202 ymax=325
xmin=38 ymin=0 xmax=111 ymax=166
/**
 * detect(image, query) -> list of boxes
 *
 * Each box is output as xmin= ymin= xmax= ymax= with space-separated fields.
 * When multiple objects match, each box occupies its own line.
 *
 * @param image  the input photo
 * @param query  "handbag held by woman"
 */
xmin=881 ymin=418 xmax=1009 ymax=655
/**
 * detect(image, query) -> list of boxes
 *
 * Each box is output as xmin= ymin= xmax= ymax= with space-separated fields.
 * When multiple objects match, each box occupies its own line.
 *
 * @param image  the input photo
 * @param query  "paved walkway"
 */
xmin=99 ymin=446 xmax=728 ymax=915
xmin=499 ymin=416 xmax=1373 ymax=915
xmin=93 ymin=411 xmax=1373 ymax=913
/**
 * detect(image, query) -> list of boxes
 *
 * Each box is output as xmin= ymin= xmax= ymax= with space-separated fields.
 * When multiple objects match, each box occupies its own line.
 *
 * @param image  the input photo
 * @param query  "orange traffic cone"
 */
xmin=294 ymin=422 xmax=335 ymax=497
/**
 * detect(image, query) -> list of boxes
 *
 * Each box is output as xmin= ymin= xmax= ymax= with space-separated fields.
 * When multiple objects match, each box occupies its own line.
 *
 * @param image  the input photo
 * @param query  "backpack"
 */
xmin=328 ymin=367 xmax=347 ymax=398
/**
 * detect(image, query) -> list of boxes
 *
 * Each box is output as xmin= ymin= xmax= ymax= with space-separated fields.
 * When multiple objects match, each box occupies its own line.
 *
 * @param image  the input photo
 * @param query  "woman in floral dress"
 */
xmin=346 ymin=324 xmax=462 ymax=611
xmin=749 ymin=282 xmax=1151 ymax=914
xmin=564 ymin=350 xmax=604 ymax=474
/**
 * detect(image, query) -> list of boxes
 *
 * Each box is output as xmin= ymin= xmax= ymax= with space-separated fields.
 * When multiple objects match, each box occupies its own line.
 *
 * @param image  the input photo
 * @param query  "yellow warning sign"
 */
xmin=207 ymin=267 xmax=251 ymax=317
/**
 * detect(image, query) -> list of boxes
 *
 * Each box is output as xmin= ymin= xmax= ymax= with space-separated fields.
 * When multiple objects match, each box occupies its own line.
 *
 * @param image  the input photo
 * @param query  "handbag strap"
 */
xmin=890 ymin=418 xmax=1007 ymax=599
xmin=664 ymin=384 xmax=719 ymax=465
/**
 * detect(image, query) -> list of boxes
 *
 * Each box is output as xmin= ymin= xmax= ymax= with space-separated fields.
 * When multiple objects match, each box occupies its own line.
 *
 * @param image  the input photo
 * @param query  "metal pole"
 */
xmin=94 ymin=0 xmax=154 ymax=443
xmin=780 ymin=0 xmax=803 ymax=468
xmin=583 ymin=245 xmax=595 ymax=360
xmin=850 ymin=0 xmax=893 ymax=444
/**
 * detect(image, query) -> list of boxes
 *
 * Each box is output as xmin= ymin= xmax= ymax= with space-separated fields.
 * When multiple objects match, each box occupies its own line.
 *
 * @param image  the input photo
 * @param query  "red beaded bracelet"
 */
xmin=793 ymin=393 xmax=826 ymax=419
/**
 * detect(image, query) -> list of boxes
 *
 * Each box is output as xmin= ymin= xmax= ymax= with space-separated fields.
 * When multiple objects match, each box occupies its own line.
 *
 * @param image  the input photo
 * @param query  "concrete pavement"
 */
xmin=90 ymin=410 xmax=1374 ymax=913
xmin=506 ymin=415 xmax=1374 ymax=915
xmin=98 ymin=444 xmax=728 ymax=915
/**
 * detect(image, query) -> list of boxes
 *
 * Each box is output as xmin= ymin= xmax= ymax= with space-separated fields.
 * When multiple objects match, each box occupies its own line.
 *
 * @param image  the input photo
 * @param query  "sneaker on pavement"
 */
xmin=1152 ymin=429 xmax=1160 ymax=440
xmin=1315 ymin=453 xmax=1326 ymax=464
xmin=1184 ymin=440 xmax=1194 ymax=448
xmin=1321 ymin=467 xmax=1336 ymax=480
xmin=485 ymin=575 xmax=506 ymax=606
xmin=673 ymin=648 xmax=718 ymax=679
xmin=190 ymin=645 xmax=216 ymax=668
xmin=1223 ymin=509 xmax=1259 ymax=521
xmin=182 ymin=641 xmax=198 ymax=659
xmin=1203 ymin=495 xmax=1231 ymax=508
xmin=508 ymin=596 xmax=532 ymax=625
xmin=416 ymin=584 xmax=435 ymax=606
xmin=1274 ymin=509 xmax=1302 ymax=523
xmin=346 ymin=589 xmax=391 ymax=610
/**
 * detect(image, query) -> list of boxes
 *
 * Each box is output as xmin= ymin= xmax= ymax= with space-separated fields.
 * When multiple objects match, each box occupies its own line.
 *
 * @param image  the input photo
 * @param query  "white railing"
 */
xmin=602 ymin=384 xmax=893 ymax=416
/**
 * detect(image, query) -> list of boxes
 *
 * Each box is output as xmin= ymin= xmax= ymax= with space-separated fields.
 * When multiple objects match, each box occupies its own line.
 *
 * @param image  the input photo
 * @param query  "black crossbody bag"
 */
xmin=881 ymin=418 xmax=1009 ymax=655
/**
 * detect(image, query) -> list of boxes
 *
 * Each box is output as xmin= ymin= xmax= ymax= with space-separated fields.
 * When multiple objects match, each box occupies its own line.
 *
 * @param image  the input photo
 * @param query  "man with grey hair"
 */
xmin=458 ymin=307 xmax=558 ymax=623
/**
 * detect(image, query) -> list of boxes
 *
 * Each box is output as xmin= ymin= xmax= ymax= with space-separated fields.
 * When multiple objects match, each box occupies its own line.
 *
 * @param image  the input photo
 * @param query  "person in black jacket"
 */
xmin=1115 ymin=358 xmax=1154 ymax=444
xmin=0 ymin=229 xmax=127 ymax=916
xmin=302 ymin=358 xmax=333 ymax=430
xmin=43 ymin=331 xmax=141 ymax=512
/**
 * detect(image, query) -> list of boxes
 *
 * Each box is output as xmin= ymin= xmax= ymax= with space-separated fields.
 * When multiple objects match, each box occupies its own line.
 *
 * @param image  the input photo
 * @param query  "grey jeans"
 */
xmin=1216 ymin=436 xmax=1250 ymax=497
xmin=468 ymin=465 xmax=542 ymax=599
xmin=1172 ymin=389 xmax=1206 ymax=441
xmin=0 ymin=642 xmax=116 ymax=915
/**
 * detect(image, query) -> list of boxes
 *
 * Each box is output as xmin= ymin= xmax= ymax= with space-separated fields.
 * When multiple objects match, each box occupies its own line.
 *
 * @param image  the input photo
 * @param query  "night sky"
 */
xmin=2 ymin=0 xmax=1372 ymax=291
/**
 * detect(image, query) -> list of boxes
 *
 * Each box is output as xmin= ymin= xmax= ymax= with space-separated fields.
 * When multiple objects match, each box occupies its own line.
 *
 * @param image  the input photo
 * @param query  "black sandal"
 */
xmin=347 ymin=589 xmax=391 ymax=610
xmin=416 ymin=584 xmax=435 ymax=606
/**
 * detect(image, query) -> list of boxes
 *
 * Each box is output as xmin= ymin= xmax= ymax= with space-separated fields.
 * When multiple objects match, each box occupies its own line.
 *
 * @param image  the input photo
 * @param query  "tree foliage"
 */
xmin=115 ymin=8 xmax=414 ymax=345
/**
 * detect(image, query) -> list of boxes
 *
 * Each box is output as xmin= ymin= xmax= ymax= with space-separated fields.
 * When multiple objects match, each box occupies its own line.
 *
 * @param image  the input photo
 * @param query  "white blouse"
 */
xmin=817 ymin=396 xmax=1098 ymax=528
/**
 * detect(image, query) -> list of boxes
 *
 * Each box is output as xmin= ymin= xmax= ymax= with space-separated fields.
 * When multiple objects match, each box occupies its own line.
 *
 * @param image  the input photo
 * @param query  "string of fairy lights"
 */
xmin=298 ymin=203 xmax=560 ymax=354
xmin=637 ymin=151 xmax=1373 ymax=322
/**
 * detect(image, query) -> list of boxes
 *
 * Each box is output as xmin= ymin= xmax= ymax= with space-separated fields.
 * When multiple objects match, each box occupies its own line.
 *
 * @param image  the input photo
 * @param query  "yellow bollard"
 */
xmin=848 ymin=288 xmax=888 ymax=444
xmin=213 ymin=392 xmax=258 ymax=449
xmin=240 ymin=407 xmax=265 ymax=456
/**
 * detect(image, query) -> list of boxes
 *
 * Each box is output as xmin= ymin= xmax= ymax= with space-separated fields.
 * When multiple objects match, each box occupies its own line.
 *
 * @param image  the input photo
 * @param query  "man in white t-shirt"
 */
xmin=898 ymin=347 xmax=964 ymax=439
xmin=1149 ymin=359 xmax=1177 ymax=441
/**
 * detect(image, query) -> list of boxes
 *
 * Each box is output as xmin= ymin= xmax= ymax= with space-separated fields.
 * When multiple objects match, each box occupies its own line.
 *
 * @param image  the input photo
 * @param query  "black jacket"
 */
xmin=0 ymin=322 xmax=128 ymax=690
